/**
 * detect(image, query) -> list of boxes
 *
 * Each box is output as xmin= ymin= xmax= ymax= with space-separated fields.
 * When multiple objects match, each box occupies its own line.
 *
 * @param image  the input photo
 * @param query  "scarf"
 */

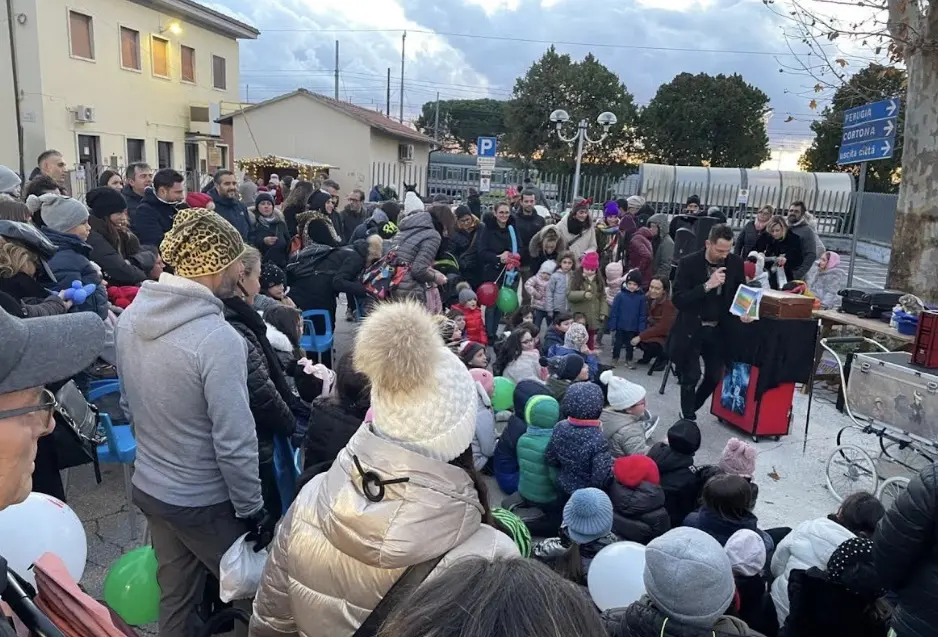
xmin=222 ymin=296 xmax=294 ymax=404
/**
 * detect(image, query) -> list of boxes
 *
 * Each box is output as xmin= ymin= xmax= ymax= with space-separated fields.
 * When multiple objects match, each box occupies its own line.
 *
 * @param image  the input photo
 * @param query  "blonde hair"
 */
xmin=240 ymin=245 xmax=262 ymax=277
xmin=0 ymin=238 xmax=38 ymax=278
xmin=757 ymin=205 xmax=775 ymax=218
xmin=767 ymin=215 xmax=788 ymax=236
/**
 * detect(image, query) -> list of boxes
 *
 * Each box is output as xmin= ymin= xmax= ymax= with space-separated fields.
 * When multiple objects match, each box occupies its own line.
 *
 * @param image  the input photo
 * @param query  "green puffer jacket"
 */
xmin=516 ymin=395 xmax=561 ymax=505
xmin=567 ymin=275 xmax=606 ymax=330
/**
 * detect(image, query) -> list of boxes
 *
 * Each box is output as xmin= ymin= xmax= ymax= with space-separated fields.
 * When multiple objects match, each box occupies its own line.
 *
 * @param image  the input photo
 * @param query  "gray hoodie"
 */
xmin=115 ymin=273 xmax=263 ymax=517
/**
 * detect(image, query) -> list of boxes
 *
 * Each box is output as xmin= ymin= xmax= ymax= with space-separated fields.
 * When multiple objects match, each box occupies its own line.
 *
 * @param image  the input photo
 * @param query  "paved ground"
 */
xmin=67 ymin=292 xmax=903 ymax=630
xmin=839 ymin=254 xmax=888 ymax=289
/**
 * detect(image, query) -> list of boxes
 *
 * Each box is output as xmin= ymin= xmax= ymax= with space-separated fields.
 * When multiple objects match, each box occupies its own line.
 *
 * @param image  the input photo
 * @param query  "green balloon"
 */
xmin=492 ymin=376 xmax=516 ymax=412
xmin=496 ymin=287 xmax=519 ymax=313
xmin=103 ymin=546 xmax=160 ymax=626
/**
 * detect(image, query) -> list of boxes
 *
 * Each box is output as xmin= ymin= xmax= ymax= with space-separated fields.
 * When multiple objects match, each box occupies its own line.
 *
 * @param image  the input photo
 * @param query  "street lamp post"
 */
xmin=550 ymin=109 xmax=618 ymax=202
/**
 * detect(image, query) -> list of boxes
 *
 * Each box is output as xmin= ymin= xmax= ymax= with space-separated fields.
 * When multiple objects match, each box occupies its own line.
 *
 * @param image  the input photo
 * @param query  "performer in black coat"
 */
xmin=873 ymin=463 xmax=938 ymax=637
xmin=669 ymin=223 xmax=746 ymax=420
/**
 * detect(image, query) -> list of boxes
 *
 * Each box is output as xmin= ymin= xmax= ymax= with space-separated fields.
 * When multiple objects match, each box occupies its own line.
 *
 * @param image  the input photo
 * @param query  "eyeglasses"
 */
xmin=0 ymin=388 xmax=57 ymax=435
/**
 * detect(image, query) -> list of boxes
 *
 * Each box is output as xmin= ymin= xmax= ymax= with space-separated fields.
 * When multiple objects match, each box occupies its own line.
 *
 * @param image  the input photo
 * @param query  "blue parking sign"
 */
xmin=476 ymin=137 xmax=497 ymax=157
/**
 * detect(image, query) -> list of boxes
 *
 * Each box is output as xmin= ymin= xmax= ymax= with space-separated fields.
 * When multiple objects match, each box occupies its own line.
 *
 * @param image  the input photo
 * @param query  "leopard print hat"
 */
xmin=159 ymin=207 xmax=245 ymax=278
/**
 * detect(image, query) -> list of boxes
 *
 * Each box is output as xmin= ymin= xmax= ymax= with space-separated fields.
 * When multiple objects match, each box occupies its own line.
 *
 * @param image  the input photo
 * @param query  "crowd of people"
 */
xmin=0 ymin=153 xmax=933 ymax=637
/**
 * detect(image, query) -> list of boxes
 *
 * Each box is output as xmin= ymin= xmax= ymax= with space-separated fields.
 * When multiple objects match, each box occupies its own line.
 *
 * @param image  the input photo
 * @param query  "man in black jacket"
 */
xmin=121 ymin=162 xmax=151 ymax=219
xmin=130 ymin=168 xmax=186 ymax=247
xmin=514 ymin=189 xmax=546 ymax=274
xmin=669 ymin=223 xmax=747 ymax=420
xmin=873 ymin=463 xmax=938 ymax=637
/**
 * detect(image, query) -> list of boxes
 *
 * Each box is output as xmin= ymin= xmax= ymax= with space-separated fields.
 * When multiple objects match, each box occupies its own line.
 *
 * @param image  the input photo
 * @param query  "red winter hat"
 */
xmin=613 ymin=455 xmax=660 ymax=488
xmin=185 ymin=192 xmax=213 ymax=208
xmin=744 ymin=261 xmax=756 ymax=281
xmin=581 ymin=251 xmax=600 ymax=271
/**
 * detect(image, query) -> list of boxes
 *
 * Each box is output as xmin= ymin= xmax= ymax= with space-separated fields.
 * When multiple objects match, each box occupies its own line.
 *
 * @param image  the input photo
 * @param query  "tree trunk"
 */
xmin=886 ymin=48 xmax=938 ymax=300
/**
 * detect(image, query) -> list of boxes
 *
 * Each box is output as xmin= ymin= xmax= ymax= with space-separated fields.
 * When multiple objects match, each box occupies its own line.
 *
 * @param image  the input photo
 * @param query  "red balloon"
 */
xmin=477 ymin=282 xmax=498 ymax=306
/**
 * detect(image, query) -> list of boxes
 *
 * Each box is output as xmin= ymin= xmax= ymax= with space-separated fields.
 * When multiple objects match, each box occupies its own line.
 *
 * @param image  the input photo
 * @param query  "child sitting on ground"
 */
xmin=541 ymin=311 xmax=572 ymax=355
xmin=725 ymin=529 xmax=778 ymax=637
xmin=453 ymin=282 xmax=487 ymax=345
xmin=609 ymin=455 xmax=670 ymax=544
xmin=516 ymin=394 xmax=564 ymax=536
xmin=258 ymin=262 xmax=297 ymax=311
xmin=525 ymin=260 xmax=556 ymax=331
xmin=457 ymin=341 xmax=489 ymax=370
xmin=543 ymin=353 xmax=589 ymax=403
xmin=648 ymin=419 xmax=703 ymax=528
xmin=608 ymin=269 xmax=647 ymax=369
xmin=600 ymin=370 xmax=655 ymax=457
xmin=469 ymin=368 xmax=497 ymax=472
xmin=684 ymin=474 xmax=774 ymax=552
xmin=546 ymin=382 xmax=613 ymax=495
xmin=698 ymin=437 xmax=761 ymax=507
xmin=493 ymin=380 xmax=552 ymax=495
xmin=550 ymin=322 xmax=599 ymax=380
xmin=533 ymin=487 xmax=618 ymax=586
xmin=493 ymin=323 xmax=545 ymax=384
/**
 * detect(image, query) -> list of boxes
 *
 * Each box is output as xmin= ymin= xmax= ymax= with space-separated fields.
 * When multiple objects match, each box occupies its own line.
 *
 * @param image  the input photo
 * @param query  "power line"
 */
xmin=249 ymin=27 xmax=795 ymax=57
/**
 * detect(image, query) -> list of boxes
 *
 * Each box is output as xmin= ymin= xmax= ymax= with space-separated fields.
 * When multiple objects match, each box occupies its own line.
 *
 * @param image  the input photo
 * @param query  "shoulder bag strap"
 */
xmin=352 ymin=554 xmax=446 ymax=637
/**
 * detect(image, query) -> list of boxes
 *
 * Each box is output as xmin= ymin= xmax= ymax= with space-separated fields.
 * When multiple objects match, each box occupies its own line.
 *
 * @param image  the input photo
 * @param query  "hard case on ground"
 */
xmin=845 ymin=351 xmax=938 ymax=443
xmin=759 ymin=290 xmax=815 ymax=320
xmin=711 ymin=363 xmax=794 ymax=441
xmin=913 ymin=311 xmax=938 ymax=369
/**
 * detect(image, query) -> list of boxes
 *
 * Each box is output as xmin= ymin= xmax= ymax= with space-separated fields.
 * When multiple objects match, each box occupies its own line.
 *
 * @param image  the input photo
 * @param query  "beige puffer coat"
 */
xmin=249 ymin=425 xmax=519 ymax=637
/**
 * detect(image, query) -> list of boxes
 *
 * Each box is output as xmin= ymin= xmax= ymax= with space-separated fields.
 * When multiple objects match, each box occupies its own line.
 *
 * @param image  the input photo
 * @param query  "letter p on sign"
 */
xmin=477 ymin=136 xmax=497 ymax=157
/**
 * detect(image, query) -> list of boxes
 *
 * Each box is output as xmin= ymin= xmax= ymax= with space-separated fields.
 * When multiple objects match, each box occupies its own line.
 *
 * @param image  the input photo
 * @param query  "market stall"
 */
xmin=235 ymin=155 xmax=336 ymax=184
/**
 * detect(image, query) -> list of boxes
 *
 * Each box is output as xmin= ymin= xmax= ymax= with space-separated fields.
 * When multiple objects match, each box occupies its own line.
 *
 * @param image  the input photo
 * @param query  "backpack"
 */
xmin=360 ymin=251 xmax=410 ymax=300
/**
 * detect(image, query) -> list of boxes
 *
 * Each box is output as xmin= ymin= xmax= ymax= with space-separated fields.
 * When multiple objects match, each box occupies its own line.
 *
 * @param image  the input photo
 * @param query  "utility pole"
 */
xmin=386 ymin=68 xmax=391 ymax=118
xmin=399 ymin=31 xmax=406 ymax=123
xmin=334 ymin=40 xmax=339 ymax=100
xmin=6 ymin=0 xmax=25 ymax=178
xmin=433 ymin=92 xmax=440 ymax=142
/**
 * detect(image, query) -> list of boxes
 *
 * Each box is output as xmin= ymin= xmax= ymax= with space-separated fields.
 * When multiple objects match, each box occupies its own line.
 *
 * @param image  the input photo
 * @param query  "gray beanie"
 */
xmin=644 ymin=527 xmax=735 ymax=628
xmin=28 ymin=193 xmax=89 ymax=234
xmin=0 ymin=166 xmax=21 ymax=195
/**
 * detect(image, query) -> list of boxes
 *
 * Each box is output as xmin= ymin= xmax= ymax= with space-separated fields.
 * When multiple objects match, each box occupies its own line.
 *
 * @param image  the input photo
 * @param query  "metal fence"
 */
xmin=370 ymin=162 xmax=427 ymax=201
xmin=64 ymin=164 xmax=209 ymax=201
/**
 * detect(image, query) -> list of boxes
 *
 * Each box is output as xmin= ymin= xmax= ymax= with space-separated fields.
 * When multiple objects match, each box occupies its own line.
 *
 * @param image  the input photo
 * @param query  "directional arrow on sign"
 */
xmin=883 ymin=119 xmax=895 ymax=137
xmin=886 ymin=99 xmax=898 ymax=116
xmin=882 ymin=140 xmax=891 ymax=155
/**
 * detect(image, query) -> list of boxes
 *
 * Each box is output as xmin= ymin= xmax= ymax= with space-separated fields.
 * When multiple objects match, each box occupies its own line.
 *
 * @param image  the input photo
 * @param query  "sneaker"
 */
xmin=626 ymin=361 xmax=637 ymax=370
xmin=642 ymin=411 xmax=660 ymax=439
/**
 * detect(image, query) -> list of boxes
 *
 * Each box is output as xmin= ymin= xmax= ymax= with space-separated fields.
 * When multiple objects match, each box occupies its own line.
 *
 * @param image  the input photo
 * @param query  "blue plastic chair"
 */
xmin=87 ymin=383 xmax=138 ymax=540
xmin=272 ymin=435 xmax=299 ymax=516
xmin=299 ymin=309 xmax=334 ymax=363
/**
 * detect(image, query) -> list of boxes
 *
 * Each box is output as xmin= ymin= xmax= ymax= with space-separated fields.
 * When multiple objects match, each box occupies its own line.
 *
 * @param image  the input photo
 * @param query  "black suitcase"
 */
xmin=838 ymin=288 xmax=904 ymax=319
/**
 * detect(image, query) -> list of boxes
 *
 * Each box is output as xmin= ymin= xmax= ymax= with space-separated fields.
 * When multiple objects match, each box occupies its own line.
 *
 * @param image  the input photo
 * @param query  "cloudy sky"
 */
xmin=206 ymin=0 xmax=880 ymax=154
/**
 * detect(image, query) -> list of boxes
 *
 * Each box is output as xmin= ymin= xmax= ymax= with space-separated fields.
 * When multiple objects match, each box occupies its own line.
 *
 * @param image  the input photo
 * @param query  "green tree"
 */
xmin=503 ymin=47 xmax=637 ymax=173
xmin=413 ymin=98 xmax=508 ymax=153
xmin=799 ymin=64 xmax=906 ymax=194
xmin=639 ymin=72 xmax=771 ymax=168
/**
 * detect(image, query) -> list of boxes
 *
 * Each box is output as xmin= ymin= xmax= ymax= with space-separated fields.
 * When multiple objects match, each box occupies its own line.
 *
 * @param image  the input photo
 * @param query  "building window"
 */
xmin=119 ymin=27 xmax=140 ymax=70
xmin=212 ymin=55 xmax=226 ymax=90
xmin=181 ymin=45 xmax=195 ymax=83
xmin=127 ymin=138 xmax=146 ymax=163
xmin=157 ymin=141 xmax=173 ymax=169
xmin=218 ymin=145 xmax=228 ymax=169
xmin=68 ymin=11 xmax=94 ymax=60
xmin=151 ymin=36 xmax=170 ymax=78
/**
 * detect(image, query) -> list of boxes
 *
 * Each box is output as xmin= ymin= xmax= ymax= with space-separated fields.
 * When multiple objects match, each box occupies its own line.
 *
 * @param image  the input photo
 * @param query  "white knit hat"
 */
xmin=724 ymin=529 xmax=766 ymax=577
xmin=353 ymin=300 xmax=478 ymax=462
xmin=600 ymin=370 xmax=646 ymax=410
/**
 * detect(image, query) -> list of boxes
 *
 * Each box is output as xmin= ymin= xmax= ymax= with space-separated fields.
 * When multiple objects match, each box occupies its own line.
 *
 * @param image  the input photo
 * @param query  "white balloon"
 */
xmin=588 ymin=541 xmax=647 ymax=611
xmin=0 ymin=492 xmax=87 ymax=586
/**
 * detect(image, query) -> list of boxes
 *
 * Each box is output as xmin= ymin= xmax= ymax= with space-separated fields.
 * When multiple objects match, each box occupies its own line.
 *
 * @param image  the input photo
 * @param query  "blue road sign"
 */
xmin=841 ymin=118 xmax=898 ymax=145
xmin=838 ymin=138 xmax=894 ymax=166
xmin=476 ymin=136 xmax=497 ymax=157
xmin=842 ymin=97 xmax=900 ymax=127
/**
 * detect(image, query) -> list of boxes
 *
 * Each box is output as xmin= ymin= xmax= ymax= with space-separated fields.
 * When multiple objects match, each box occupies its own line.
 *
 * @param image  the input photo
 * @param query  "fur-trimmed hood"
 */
xmin=265 ymin=322 xmax=295 ymax=353
xmin=529 ymin=223 xmax=567 ymax=258
xmin=248 ymin=207 xmax=286 ymax=226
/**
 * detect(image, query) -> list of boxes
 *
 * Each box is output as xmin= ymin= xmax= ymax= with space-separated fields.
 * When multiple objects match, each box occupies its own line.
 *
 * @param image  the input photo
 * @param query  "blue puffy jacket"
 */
xmin=608 ymin=288 xmax=647 ymax=333
xmin=41 ymin=228 xmax=108 ymax=319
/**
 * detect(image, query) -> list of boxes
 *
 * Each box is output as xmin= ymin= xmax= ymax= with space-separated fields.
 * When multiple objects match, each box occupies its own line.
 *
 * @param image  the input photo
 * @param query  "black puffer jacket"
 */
xmin=609 ymin=481 xmax=671 ymax=545
xmin=647 ymin=442 xmax=701 ymax=528
xmin=477 ymin=212 xmax=517 ymax=283
xmin=332 ymin=237 xmax=378 ymax=302
xmin=604 ymin=597 xmax=764 ymax=637
xmin=451 ymin=226 xmax=480 ymax=287
xmin=513 ymin=209 xmax=545 ymax=266
xmin=780 ymin=567 xmax=888 ymax=637
xmin=86 ymin=216 xmax=147 ymax=285
xmin=248 ymin=209 xmax=291 ymax=268
xmin=872 ymin=463 xmax=938 ymax=637
xmin=222 ymin=297 xmax=295 ymax=464
xmin=303 ymin=396 xmax=368 ymax=475
xmin=286 ymin=243 xmax=344 ymax=315
xmin=0 ymin=272 xmax=68 ymax=317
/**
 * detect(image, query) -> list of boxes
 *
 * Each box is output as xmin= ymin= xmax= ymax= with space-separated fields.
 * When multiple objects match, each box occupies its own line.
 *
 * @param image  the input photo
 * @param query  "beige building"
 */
xmin=219 ymin=89 xmax=434 ymax=194
xmin=0 ymin=0 xmax=257 ymax=186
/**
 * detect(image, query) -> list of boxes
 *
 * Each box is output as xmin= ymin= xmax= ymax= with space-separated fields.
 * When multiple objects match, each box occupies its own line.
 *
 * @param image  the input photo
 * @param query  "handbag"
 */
xmin=351 ymin=554 xmax=446 ymax=637
xmin=51 ymin=381 xmax=102 ymax=476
